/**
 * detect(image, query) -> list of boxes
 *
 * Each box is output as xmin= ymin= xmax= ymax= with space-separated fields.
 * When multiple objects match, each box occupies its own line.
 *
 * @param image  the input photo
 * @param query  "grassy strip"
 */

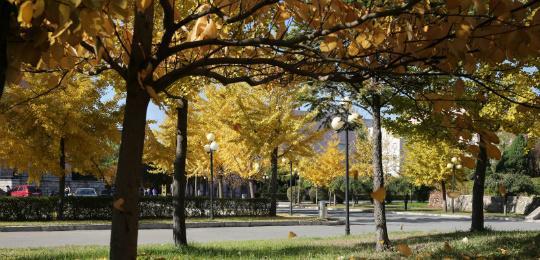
xmin=1 ymin=231 xmax=538 ymax=259
xmin=0 ymin=214 xmax=317 ymax=227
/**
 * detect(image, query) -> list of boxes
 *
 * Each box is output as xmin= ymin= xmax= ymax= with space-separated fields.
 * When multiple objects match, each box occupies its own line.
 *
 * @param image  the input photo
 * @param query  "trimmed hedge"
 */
xmin=0 ymin=196 xmax=271 ymax=221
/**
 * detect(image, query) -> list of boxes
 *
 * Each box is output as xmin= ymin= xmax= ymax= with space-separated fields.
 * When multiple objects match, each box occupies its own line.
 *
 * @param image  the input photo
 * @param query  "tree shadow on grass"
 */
xmin=136 ymin=231 xmax=539 ymax=259
xmin=388 ymin=230 xmax=540 ymax=259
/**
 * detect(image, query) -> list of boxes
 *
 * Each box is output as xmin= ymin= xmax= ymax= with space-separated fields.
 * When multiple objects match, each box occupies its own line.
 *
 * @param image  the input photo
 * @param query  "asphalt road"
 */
xmin=0 ymin=208 xmax=538 ymax=248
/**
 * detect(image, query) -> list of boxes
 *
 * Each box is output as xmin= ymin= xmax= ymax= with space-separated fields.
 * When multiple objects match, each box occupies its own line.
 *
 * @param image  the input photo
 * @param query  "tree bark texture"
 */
xmin=173 ymin=98 xmax=188 ymax=246
xmin=0 ymin=1 xmax=11 ymax=99
xmin=109 ymin=3 xmax=154 ymax=259
xmin=371 ymin=94 xmax=390 ymax=251
xmin=58 ymin=137 xmax=66 ymax=220
xmin=441 ymin=180 xmax=448 ymax=212
xmin=249 ymin=179 xmax=256 ymax=198
xmin=471 ymin=135 xmax=488 ymax=232
xmin=269 ymin=147 xmax=278 ymax=216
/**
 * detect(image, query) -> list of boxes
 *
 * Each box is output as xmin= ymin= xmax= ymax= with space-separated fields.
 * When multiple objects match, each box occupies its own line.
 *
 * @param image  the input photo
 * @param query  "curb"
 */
xmin=390 ymin=211 xmax=525 ymax=221
xmin=0 ymin=219 xmax=344 ymax=232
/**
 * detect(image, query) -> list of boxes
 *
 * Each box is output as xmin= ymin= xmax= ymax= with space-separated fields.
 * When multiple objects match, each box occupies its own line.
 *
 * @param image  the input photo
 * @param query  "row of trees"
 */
xmin=2 ymin=0 xmax=540 ymax=258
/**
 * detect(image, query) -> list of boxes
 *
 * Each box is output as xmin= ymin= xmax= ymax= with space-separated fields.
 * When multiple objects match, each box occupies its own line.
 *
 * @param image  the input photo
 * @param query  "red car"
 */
xmin=10 ymin=185 xmax=42 ymax=197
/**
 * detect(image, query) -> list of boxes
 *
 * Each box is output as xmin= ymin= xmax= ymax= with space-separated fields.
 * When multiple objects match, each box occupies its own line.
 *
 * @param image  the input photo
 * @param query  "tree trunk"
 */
xmin=109 ymin=3 xmax=154 ymax=258
xmin=441 ymin=180 xmax=448 ymax=212
xmin=297 ymin=177 xmax=301 ymax=205
xmin=248 ymin=179 xmax=255 ymax=198
xmin=269 ymin=147 xmax=278 ymax=216
xmin=371 ymin=94 xmax=390 ymax=251
xmin=0 ymin=1 xmax=11 ymax=99
xmin=315 ymin=187 xmax=318 ymax=205
xmin=194 ymin=176 xmax=198 ymax=196
xmin=218 ymin=175 xmax=223 ymax=199
xmin=173 ymin=98 xmax=188 ymax=246
xmin=404 ymin=193 xmax=408 ymax=211
xmin=57 ymin=137 xmax=66 ymax=220
xmin=471 ymin=135 xmax=488 ymax=232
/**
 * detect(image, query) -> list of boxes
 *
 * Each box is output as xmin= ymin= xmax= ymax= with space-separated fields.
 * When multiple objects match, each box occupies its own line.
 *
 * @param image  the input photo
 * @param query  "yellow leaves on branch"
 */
xmin=188 ymin=5 xmax=218 ymax=42
xmin=17 ymin=1 xmax=33 ymax=27
xmin=320 ymin=35 xmax=338 ymax=53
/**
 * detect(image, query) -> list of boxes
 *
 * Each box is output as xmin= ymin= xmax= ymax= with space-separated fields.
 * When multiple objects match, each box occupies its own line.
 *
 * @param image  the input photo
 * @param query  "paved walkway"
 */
xmin=1 ymin=209 xmax=538 ymax=248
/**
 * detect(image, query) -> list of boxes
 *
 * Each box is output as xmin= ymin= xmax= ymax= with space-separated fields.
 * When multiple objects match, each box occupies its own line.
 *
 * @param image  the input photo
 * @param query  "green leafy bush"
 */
xmin=308 ymin=187 xmax=328 ymax=203
xmin=286 ymin=186 xmax=300 ymax=202
xmin=0 ymin=197 xmax=271 ymax=221
xmin=486 ymin=172 xmax=536 ymax=196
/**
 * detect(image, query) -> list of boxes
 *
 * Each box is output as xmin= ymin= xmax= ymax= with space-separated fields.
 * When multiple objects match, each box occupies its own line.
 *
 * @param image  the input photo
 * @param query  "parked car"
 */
xmin=10 ymin=185 xmax=42 ymax=197
xmin=73 ymin=188 xmax=98 ymax=197
xmin=100 ymin=189 xmax=115 ymax=197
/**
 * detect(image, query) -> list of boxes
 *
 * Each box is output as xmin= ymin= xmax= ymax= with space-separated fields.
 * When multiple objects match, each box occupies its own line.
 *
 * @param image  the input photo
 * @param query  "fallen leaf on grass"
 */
xmin=397 ymin=243 xmax=413 ymax=256
xmin=444 ymin=241 xmax=452 ymax=252
xmin=288 ymin=231 xmax=297 ymax=238
xmin=498 ymin=248 xmax=509 ymax=255
xmin=461 ymin=237 xmax=468 ymax=243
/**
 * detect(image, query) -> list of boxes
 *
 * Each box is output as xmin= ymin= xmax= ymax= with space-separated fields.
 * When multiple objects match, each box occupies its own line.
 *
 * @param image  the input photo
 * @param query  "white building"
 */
xmin=320 ymin=118 xmax=405 ymax=177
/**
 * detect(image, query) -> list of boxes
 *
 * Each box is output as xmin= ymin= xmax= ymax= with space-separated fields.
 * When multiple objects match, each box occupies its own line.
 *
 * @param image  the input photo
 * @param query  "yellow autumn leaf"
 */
xmin=356 ymin=34 xmax=371 ymax=49
xmin=347 ymin=43 xmax=360 ymax=56
xmin=372 ymin=31 xmax=385 ymax=46
xmin=397 ymin=243 xmax=412 ymax=257
xmin=498 ymin=248 xmax=509 ymax=255
xmin=371 ymin=187 xmax=386 ymax=203
xmin=137 ymin=0 xmax=153 ymax=12
xmin=460 ymin=155 xmax=476 ymax=169
xmin=17 ymin=1 xmax=33 ymax=27
xmin=444 ymin=241 xmax=452 ymax=252
xmin=447 ymin=191 xmax=460 ymax=199
xmin=33 ymin=0 xmax=45 ymax=18
xmin=113 ymin=198 xmax=125 ymax=212
xmin=486 ymin=142 xmax=501 ymax=160
xmin=498 ymin=183 xmax=507 ymax=195
xmin=320 ymin=36 xmax=338 ymax=52
xmin=201 ymin=19 xmax=218 ymax=40
xmin=288 ymin=231 xmax=297 ymax=238
xmin=58 ymin=3 xmax=71 ymax=24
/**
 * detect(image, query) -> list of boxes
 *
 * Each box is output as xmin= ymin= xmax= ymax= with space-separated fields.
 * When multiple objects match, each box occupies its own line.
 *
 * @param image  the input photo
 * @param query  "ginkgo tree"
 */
xmin=402 ymin=138 xmax=465 ymax=212
xmin=0 ymin=72 xmax=120 ymax=218
xmin=196 ymin=83 xmax=324 ymax=215
xmin=386 ymin=61 xmax=540 ymax=231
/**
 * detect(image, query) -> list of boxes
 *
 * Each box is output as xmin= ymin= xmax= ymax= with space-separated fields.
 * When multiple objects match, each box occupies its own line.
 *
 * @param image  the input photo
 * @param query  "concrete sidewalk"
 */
xmin=0 ymin=219 xmax=344 ymax=232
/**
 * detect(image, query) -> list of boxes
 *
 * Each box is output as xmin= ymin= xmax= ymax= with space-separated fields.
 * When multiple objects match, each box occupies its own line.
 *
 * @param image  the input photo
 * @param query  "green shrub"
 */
xmin=486 ymin=172 xmax=536 ymax=196
xmin=0 ymin=196 xmax=271 ymax=221
xmin=286 ymin=186 xmax=300 ymax=202
xmin=308 ymin=187 xmax=328 ymax=203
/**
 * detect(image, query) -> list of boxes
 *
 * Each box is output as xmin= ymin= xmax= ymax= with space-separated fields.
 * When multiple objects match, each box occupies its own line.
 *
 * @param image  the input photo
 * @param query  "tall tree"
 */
xmin=0 ymin=72 xmax=120 ymax=215
xmin=496 ymin=134 xmax=529 ymax=175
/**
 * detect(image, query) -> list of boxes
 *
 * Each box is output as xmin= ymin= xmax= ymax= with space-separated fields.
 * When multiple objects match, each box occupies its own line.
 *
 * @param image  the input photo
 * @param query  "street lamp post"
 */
xmin=446 ymin=157 xmax=462 ymax=214
xmin=331 ymin=97 xmax=359 ymax=236
xmin=282 ymin=157 xmax=294 ymax=216
xmin=204 ymin=133 xmax=218 ymax=219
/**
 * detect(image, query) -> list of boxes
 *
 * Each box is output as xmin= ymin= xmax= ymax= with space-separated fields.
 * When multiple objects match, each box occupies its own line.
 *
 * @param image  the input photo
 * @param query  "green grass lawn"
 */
xmin=1 ymin=230 xmax=538 ymax=259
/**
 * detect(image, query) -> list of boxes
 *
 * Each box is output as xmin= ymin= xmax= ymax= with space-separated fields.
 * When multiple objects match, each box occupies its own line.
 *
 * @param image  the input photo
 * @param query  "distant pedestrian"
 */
xmin=152 ymin=187 xmax=158 ymax=196
xmin=5 ymin=185 xmax=11 ymax=196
